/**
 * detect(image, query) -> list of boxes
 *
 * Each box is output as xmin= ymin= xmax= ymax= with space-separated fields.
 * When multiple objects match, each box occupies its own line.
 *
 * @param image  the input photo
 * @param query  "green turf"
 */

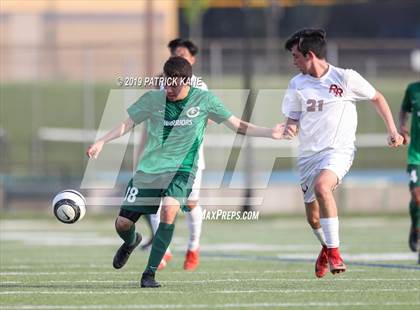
xmin=1 ymin=215 xmax=419 ymax=309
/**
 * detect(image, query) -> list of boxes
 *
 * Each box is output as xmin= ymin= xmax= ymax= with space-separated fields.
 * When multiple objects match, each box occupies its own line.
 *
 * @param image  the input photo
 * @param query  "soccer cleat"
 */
xmin=157 ymin=250 xmax=173 ymax=271
xmin=327 ymin=247 xmax=346 ymax=275
xmin=408 ymin=225 xmax=418 ymax=252
xmin=141 ymin=271 xmax=161 ymax=288
xmin=315 ymin=245 xmax=329 ymax=278
xmin=184 ymin=249 xmax=200 ymax=271
xmin=112 ymin=233 xmax=142 ymax=269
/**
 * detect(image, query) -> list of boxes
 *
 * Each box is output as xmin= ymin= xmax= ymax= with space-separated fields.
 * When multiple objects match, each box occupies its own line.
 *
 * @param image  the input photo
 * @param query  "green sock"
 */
xmin=145 ymin=223 xmax=175 ymax=274
xmin=116 ymin=224 xmax=136 ymax=246
xmin=409 ymin=200 xmax=419 ymax=229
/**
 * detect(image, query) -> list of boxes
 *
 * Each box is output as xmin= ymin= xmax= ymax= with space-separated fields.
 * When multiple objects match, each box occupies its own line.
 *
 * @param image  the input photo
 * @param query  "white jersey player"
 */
xmin=149 ymin=39 xmax=207 ymax=271
xmin=282 ymin=29 xmax=403 ymax=278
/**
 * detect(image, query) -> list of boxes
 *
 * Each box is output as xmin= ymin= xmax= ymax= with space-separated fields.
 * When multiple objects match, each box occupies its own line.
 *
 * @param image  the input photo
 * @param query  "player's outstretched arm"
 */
xmin=86 ymin=117 xmax=135 ymax=159
xmin=370 ymin=91 xmax=404 ymax=148
xmin=223 ymin=115 xmax=285 ymax=139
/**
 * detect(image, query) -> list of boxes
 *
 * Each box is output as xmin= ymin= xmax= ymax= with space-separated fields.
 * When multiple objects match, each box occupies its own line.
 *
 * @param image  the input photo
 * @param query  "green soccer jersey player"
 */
xmin=399 ymin=81 xmax=420 ymax=259
xmin=86 ymin=56 xmax=286 ymax=288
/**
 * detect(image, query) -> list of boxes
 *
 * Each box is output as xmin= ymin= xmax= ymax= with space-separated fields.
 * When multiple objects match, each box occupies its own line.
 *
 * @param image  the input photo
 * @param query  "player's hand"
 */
xmin=272 ymin=123 xmax=285 ymax=139
xmin=387 ymin=132 xmax=404 ymax=148
xmin=282 ymin=123 xmax=299 ymax=140
xmin=86 ymin=140 xmax=104 ymax=159
xmin=398 ymin=126 xmax=410 ymax=145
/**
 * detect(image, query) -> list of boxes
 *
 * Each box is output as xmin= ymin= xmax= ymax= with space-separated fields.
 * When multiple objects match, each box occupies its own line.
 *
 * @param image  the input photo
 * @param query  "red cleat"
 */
xmin=315 ymin=245 xmax=329 ymax=278
xmin=163 ymin=250 xmax=173 ymax=262
xmin=327 ymin=247 xmax=346 ymax=275
xmin=183 ymin=249 xmax=199 ymax=271
xmin=157 ymin=250 xmax=173 ymax=271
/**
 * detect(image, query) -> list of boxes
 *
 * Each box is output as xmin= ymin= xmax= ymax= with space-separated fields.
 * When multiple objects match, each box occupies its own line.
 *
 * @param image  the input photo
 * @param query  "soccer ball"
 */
xmin=52 ymin=189 xmax=86 ymax=224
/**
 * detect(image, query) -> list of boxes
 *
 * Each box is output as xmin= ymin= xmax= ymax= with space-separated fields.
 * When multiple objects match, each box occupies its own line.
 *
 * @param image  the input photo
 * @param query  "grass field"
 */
xmin=1 ymin=214 xmax=419 ymax=309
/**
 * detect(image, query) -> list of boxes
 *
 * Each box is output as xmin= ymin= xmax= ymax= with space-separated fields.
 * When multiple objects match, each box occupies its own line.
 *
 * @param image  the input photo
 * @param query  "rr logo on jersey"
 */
xmin=329 ymin=84 xmax=343 ymax=97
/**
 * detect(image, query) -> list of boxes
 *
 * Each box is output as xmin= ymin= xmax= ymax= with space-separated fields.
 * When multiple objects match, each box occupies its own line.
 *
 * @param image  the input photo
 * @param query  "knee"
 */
xmin=160 ymin=205 xmax=176 ymax=224
xmin=115 ymin=216 xmax=133 ymax=231
xmin=314 ymin=183 xmax=332 ymax=200
xmin=187 ymin=200 xmax=197 ymax=211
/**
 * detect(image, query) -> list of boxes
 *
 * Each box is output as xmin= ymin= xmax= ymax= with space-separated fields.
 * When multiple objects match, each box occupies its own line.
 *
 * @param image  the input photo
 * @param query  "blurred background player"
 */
xmin=399 ymin=81 xmax=420 ymax=263
xmin=282 ymin=28 xmax=404 ymax=277
xmin=141 ymin=39 xmax=207 ymax=271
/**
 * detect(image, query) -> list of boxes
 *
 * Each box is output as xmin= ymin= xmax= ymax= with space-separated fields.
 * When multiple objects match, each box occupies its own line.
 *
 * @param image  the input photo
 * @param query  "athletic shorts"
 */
xmin=120 ymin=171 xmax=195 ymax=214
xmin=188 ymin=168 xmax=202 ymax=201
xmin=407 ymin=164 xmax=420 ymax=190
xmin=298 ymin=149 xmax=355 ymax=203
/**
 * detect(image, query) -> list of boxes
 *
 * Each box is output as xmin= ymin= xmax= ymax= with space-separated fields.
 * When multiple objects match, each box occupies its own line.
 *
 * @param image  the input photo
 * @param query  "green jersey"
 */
xmin=127 ymin=87 xmax=232 ymax=174
xmin=401 ymin=82 xmax=420 ymax=165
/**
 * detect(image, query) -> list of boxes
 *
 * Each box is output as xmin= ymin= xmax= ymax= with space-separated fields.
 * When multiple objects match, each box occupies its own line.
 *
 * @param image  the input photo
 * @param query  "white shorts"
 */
xmin=298 ymin=149 xmax=354 ymax=203
xmin=188 ymin=169 xmax=202 ymax=201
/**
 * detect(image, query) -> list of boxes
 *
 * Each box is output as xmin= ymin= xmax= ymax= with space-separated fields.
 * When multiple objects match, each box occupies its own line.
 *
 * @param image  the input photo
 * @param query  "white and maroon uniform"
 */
xmin=282 ymin=65 xmax=376 ymax=202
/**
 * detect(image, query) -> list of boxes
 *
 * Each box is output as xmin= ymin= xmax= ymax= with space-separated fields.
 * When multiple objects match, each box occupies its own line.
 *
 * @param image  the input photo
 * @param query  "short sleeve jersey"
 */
xmin=128 ymin=87 xmax=232 ymax=174
xmin=282 ymin=65 xmax=376 ymax=157
xmin=401 ymin=82 xmax=420 ymax=165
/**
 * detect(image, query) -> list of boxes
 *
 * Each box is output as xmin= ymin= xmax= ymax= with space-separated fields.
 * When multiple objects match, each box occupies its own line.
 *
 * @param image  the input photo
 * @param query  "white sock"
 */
xmin=312 ymin=228 xmax=327 ymax=246
xmin=186 ymin=204 xmax=203 ymax=251
xmin=320 ymin=217 xmax=340 ymax=248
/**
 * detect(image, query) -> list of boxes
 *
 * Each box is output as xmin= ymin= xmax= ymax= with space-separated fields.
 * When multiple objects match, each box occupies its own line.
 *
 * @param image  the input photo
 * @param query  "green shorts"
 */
xmin=407 ymin=164 xmax=420 ymax=190
xmin=121 ymin=171 xmax=195 ymax=214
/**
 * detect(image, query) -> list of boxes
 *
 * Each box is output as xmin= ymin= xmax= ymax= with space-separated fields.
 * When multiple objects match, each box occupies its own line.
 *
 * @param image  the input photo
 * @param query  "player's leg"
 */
xmin=305 ymin=200 xmax=328 ymax=278
xmin=410 ymin=186 xmax=420 ymax=264
xmin=313 ymin=169 xmax=346 ymax=274
xmin=151 ymin=206 xmax=173 ymax=271
xmin=305 ymin=200 xmax=326 ymax=245
xmin=141 ymin=196 xmax=180 ymax=288
xmin=141 ymin=171 xmax=194 ymax=288
xmin=408 ymin=165 xmax=420 ymax=252
xmin=184 ymin=169 xmax=203 ymax=271
xmin=113 ymin=210 xmax=142 ymax=269
xmin=116 ymin=176 xmax=161 ymax=270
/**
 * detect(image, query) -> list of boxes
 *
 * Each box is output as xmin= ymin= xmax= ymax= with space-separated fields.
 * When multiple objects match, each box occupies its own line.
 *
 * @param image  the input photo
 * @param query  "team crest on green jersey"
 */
xmin=186 ymin=106 xmax=200 ymax=118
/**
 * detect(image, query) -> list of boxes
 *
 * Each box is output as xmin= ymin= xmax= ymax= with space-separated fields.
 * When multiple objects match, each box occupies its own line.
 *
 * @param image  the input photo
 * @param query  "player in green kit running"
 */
xmin=399 ymin=81 xmax=420 ymax=263
xmin=86 ymin=56 xmax=287 ymax=288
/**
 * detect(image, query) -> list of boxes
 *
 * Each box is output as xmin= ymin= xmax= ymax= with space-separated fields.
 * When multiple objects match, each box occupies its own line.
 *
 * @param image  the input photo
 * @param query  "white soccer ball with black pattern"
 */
xmin=52 ymin=190 xmax=86 ymax=224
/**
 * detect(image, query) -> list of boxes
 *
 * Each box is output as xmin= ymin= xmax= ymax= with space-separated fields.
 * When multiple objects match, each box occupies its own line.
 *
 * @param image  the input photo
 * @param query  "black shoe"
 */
xmin=141 ymin=271 xmax=161 ymax=288
xmin=113 ymin=233 xmax=142 ymax=269
xmin=409 ymin=225 xmax=417 ymax=252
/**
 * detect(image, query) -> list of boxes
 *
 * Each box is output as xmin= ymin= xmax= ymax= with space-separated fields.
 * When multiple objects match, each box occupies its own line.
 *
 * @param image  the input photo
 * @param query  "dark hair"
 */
xmin=163 ymin=56 xmax=192 ymax=79
xmin=285 ymin=28 xmax=327 ymax=59
xmin=168 ymin=38 xmax=198 ymax=56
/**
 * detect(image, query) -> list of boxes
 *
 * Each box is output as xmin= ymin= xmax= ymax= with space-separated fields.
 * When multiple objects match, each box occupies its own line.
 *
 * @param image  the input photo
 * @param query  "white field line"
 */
xmin=277 ymin=253 xmax=418 ymax=261
xmin=1 ymin=302 xmax=420 ymax=309
xmin=0 ymin=266 xmax=370 ymax=273
xmin=1 ymin=277 xmax=420 ymax=283
xmin=0 ymin=288 xmax=419 ymax=295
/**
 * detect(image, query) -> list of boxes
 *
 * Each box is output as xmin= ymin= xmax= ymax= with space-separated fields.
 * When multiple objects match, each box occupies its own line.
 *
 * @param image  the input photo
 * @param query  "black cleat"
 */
xmin=113 ymin=233 xmax=142 ymax=269
xmin=409 ymin=225 xmax=417 ymax=252
xmin=141 ymin=271 xmax=161 ymax=288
